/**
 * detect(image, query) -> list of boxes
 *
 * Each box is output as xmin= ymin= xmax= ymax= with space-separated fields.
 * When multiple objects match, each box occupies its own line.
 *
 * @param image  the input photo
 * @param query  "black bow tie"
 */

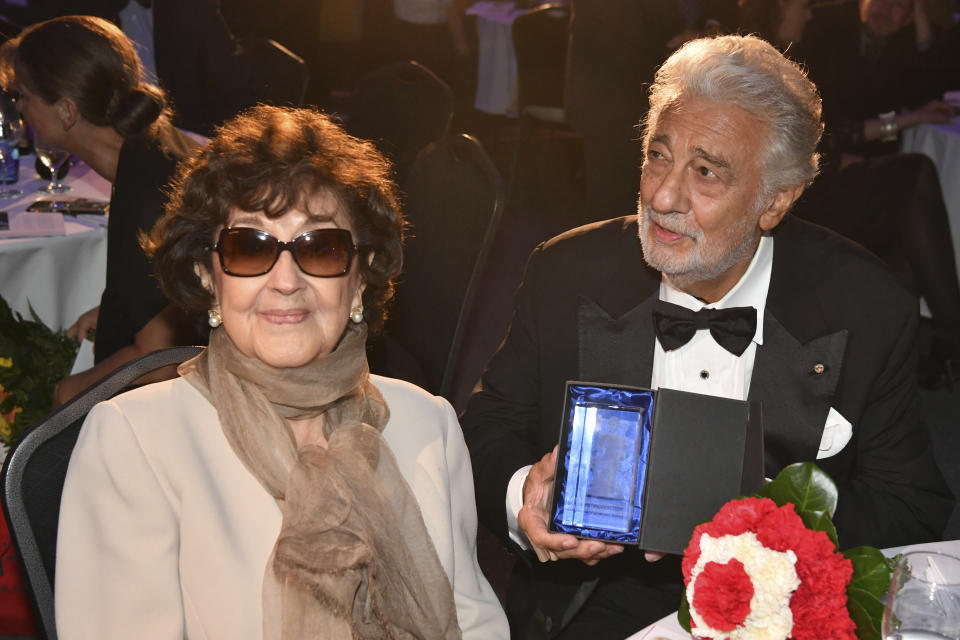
xmin=652 ymin=300 xmax=757 ymax=356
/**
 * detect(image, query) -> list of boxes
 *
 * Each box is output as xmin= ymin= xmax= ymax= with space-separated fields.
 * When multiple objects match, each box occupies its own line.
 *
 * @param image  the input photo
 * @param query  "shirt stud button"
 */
xmin=700 ymin=369 xmax=710 ymax=379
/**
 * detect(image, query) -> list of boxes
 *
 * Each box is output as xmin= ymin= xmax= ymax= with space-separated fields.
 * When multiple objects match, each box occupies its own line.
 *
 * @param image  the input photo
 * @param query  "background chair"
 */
xmin=1 ymin=346 xmax=203 ymax=640
xmin=346 ymin=60 xmax=455 ymax=184
xmin=238 ymin=36 xmax=310 ymax=107
xmin=370 ymin=134 xmax=505 ymax=400
xmin=507 ymin=3 xmax=573 ymax=198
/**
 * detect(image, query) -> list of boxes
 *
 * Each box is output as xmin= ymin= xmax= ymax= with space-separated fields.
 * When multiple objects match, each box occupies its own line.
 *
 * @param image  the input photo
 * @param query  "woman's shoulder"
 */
xmin=85 ymin=377 xmax=214 ymax=444
xmin=371 ymin=374 xmax=448 ymax=411
xmin=96 ymin=375 xmax=205 ymax=409
xmin=371 ymin=375 xmax=457 ymax=441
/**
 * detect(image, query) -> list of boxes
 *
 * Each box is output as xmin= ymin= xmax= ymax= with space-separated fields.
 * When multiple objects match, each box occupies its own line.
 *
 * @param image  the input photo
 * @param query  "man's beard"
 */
xmin=637 ymin=200 xmax=760 ymax=292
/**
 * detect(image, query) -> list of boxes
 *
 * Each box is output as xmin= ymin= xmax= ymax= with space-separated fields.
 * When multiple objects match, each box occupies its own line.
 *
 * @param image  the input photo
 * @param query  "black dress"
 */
xmin=94 ymin=126 xmax=198 ymax=364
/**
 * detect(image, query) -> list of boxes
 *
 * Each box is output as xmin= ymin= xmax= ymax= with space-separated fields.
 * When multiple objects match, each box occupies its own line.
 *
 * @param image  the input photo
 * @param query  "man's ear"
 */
xmin=193 ymin=262 xmax=215 ymax=295
xmin=56 ymin=97 xmax=79 ymax=131
xmin=758 ymin=183 xmax=806 ymax=233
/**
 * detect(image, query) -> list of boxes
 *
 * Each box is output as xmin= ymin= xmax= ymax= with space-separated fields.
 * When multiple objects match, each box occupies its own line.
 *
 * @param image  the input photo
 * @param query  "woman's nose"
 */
xmin=267 ymin=248 xmax=304 ymax=293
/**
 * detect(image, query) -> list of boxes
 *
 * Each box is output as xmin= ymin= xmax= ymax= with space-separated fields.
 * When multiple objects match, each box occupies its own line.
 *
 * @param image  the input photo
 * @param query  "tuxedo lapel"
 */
xmin=578 ymin=293 xmax=659 ymax=386
xmin=750 ymin=310 xmax=847 ymax=474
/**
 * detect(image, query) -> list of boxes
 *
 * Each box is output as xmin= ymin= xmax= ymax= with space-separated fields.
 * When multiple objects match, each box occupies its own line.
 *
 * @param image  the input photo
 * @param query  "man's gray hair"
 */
xmin=643 ymin=35 xmax=824 ymax=199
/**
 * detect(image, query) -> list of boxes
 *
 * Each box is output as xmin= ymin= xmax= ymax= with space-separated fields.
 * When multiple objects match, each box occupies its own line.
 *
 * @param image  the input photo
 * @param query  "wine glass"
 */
xmin=883 ymin=551 xmax=960 ymax=640
xmin=0 ymin=92 xmax=23 ymax=199
xmin=35 ymin=145 xmax=71 ymax=193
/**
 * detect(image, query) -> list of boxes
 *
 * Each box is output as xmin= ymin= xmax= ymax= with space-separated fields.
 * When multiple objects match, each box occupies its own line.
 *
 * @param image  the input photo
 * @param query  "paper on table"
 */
xmin=627 ymin=612 xmax=689 ymax=640
xmin=70 ymin=338 xmax=95 ymax=375
xmin=0 ymin=211 xmax=66 ymax=238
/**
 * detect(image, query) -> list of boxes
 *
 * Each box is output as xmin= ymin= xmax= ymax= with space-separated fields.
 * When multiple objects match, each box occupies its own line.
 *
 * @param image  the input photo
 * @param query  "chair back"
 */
xmin=347 ymin=60 xmax=454 ymax=183
xmin=0 ymin=346 xmax=204 ymax=640
xmin=238 ymin=36 xmax=310 ymax=107
xmin=512 ymin=3 xmax=570 ymax=113
xmin=378 ymin=134 xmax=505 ymax=398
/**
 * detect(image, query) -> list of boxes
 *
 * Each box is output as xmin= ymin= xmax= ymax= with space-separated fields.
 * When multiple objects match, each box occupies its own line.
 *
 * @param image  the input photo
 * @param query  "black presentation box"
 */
xmin=548 ymin=381 xmax=764 ymax=555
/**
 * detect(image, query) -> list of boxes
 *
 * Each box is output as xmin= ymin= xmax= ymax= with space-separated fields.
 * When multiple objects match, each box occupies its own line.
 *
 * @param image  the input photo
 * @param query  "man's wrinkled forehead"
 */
xmin=644 ymin=96 xmax=739 ymax=149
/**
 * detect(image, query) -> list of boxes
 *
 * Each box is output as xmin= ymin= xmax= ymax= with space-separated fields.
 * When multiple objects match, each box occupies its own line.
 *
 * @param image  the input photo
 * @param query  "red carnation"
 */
xmin=691 ymin=559 xmax=754 ymax=631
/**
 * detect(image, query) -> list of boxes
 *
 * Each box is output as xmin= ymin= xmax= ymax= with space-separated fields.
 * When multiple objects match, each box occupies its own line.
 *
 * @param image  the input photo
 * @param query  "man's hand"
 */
xmin=66 ymin=306 xmax=99 ymax=343
xmin=518 ymin=446 xmax=625 ymax=565
xmin=903 ymin=100 xmax=955 ymax=128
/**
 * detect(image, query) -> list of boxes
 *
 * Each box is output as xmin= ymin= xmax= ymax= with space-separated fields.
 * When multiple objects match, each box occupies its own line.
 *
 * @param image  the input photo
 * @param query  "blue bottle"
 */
xmin=0 ymin=139 xmax=19 ymax=184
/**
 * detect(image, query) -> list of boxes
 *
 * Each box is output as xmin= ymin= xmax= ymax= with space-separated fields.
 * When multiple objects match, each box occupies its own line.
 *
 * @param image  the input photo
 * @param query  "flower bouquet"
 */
xmin=0 ymin=296 xmax=77 ymax=447
xmin=678 ymin=462 xmax=896 ymax=640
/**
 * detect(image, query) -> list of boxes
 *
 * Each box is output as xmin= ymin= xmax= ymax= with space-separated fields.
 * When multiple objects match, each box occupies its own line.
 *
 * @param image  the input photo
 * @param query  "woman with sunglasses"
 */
xmin=0 ymin=15 xmax=200 ymax=405
xmin=53 ymin=105 xmax=509 ymax=639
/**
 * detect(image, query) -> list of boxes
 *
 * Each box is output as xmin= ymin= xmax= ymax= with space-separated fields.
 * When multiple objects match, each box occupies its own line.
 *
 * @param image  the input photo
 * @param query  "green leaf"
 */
xmin=843 ymin=546 xmax=895 ymax=640
xmin=760 ymin=462 xmax=838 ymax=518
xmin=678 ymin=587 xmax=691 ymax=632
xmin=0 ymin=295 xmax=78 ymax=446
xmin=846 ymin=593 xmax=882 ymax=640
xmin=845 ymin=546 xmax=897 ymax=597
xmin=797 ymin=507 xmax=839 ymax=547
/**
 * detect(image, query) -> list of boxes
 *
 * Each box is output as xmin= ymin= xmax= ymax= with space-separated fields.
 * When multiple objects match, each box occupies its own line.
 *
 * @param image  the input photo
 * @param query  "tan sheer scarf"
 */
xmin=179 ymin=324 xmax=460 ymax=639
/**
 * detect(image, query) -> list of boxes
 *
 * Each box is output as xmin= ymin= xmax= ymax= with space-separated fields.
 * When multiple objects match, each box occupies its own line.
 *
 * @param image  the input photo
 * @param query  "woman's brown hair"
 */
xmin=144 ymin=105 xmax=405 ymax=335
xmin=0 ymin=15 xmax=169 ymax=138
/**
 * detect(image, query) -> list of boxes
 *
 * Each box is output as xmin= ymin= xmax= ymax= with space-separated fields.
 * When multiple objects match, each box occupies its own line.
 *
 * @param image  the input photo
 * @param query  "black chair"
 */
xmin=507 ymin=3 xmax=573 ymax=197
xmin=1 ymin=346 xmax=203 ymax=640
xmin=373 ymin=134 xmax=505 ymax=399
xmin=346 ymin=60 xmax=454 ymax=183
xmin=238 ymin=36 xmax=310 ymax=107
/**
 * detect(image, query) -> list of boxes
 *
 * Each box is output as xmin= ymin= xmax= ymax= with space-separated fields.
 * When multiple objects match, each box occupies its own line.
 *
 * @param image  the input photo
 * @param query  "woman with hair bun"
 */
xmin=0 ymin=15 xmax=200 ymax=404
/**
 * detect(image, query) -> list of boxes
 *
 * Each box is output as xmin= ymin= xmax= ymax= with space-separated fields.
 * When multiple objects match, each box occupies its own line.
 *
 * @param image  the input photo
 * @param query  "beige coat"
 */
xmin=55 ymin=375 xmax=508 ymax=639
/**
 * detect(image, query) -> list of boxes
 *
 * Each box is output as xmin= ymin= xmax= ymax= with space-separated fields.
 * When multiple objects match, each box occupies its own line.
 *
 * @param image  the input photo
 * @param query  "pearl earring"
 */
xmin=208 ymin=308 xmax=222 ymax=328
xmin=349 ymin=305 xmax=364 ymax=324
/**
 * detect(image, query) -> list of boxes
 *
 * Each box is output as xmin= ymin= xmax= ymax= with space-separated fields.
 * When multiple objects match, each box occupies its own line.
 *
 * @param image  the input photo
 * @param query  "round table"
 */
xmin=901 ymin=117 xmax=960 ymax=285
xmin=0 ymin=159 xmax=111 ymax=331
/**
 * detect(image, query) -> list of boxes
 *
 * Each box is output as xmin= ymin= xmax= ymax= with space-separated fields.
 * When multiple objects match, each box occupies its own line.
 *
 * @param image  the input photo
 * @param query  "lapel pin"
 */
xmin=812 ymin=363 xmax=826 ymax=375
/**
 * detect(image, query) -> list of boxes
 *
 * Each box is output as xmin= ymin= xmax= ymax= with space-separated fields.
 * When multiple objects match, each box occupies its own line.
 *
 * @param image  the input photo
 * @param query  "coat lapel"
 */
xmin=750 ymin=311 xmax=847 ymax=474
xmin=578 ymin=293 xmax=659 ymax=386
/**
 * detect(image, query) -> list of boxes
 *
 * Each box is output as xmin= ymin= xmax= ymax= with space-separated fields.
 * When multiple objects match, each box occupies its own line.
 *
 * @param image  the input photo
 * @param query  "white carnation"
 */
xmin=687 ymin=532 xmax=800 ymax=640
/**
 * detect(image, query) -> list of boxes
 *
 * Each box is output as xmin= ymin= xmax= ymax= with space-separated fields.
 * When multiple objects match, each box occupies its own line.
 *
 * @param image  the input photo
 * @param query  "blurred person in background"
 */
xmin=62 ymin=0 xmax=251 ymax=135
xmin=740 ymin=0 xmax=960 ymax=383
xmin=0 ymin=15 xmax=201 ymax=405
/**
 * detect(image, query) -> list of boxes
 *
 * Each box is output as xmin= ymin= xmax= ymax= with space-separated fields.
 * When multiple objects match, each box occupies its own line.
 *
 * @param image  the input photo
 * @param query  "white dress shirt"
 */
xmin=651 ymin=235 xmax=772 ymax=400
xmin=505 ymin=236 xmax=775 ymax=548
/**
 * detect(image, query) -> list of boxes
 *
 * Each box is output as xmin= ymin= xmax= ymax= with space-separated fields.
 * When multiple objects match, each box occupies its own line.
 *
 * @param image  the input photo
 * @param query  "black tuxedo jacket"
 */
xmin=462 ymin=215 xmax=952 ymax=633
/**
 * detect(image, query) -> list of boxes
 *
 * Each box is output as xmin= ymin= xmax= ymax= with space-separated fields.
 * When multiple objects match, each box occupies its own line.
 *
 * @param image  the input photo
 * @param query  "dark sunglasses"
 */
xmin=209 ymin=227 xmax=360 ymax=278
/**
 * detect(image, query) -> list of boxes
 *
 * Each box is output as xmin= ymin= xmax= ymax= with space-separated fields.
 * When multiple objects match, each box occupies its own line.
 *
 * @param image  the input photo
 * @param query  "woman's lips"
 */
xmin=260 ymin=310 xmax=309 ymax=324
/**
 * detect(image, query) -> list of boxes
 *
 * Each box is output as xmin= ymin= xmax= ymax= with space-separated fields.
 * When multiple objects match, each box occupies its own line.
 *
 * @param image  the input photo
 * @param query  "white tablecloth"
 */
xmin=468 ymin=1 xmax=526 ymax=116
xmin=901 ymin=117 xmax=960 ymax=283
xmin=0 ymin=159 xmax=111 ymax=331
xmin=628 ymin=538 xmax=960 ymax=639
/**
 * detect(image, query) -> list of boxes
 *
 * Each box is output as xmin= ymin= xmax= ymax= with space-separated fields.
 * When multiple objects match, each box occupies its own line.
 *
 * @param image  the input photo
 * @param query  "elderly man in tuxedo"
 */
xmin=462 ymin=34 xmax=952 ymax=640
